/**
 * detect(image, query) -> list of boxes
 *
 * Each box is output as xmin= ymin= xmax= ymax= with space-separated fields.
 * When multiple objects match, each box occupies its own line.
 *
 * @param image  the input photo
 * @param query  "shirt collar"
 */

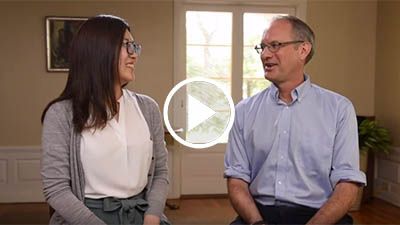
xmin=295 ymin=74 xmax=311 ymax=102
xmin=269 ymin=74 xmax=312 ymax=104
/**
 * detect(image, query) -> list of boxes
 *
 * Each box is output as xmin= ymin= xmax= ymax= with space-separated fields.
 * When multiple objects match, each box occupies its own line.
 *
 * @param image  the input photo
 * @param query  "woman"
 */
xmin=41 ymin=15 xmax=170 ymax=225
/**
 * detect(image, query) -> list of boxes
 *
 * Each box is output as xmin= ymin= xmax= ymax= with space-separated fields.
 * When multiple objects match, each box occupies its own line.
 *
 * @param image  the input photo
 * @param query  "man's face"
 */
xmin=261 ymin=20 xmax=303 ymax=85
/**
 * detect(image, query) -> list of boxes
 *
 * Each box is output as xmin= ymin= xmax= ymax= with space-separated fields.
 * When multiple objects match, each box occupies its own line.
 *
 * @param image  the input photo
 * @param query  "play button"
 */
xmin=187 ymin=95 xmax=216 ymax=131
xmin=163 ymin=77 xmax=235 ymax=149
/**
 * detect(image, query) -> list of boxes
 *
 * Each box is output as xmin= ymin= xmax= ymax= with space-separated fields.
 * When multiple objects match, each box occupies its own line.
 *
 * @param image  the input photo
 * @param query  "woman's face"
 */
xmin=118 ymin=30 xmax=137 ymax=85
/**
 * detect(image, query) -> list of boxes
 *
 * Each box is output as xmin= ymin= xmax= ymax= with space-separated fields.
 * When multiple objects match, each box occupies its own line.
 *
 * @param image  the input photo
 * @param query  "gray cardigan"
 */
xmin=41 ymin=91 xmax=169 ymax=225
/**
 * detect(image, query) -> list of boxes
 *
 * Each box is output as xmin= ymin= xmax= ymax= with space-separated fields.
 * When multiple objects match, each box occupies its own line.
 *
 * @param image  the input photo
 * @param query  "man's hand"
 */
xmin=307 ymin=181 xmax=359 ymax=225
xmin=143 ymin=214 xmax=161 ymax=225
xmin=228 ymin=178 xmax=264 ymax=224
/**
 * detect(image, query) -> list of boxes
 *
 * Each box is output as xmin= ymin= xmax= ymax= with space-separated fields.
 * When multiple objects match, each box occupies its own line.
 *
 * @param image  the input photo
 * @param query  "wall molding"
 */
xmin=0 ymin=145 xmax=41 ymax=152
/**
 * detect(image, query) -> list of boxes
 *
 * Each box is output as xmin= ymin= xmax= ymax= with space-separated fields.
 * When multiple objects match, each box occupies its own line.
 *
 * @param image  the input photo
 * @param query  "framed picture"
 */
xmin=46 ymin=16 xmax=87 ymax=72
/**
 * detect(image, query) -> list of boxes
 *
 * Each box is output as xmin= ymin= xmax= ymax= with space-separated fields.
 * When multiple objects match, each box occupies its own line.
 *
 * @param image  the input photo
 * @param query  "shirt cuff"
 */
xmin=224 ymin=167 xmax=251 ymax=183
xmin=330 ymin=169 xmax=367 ymax=188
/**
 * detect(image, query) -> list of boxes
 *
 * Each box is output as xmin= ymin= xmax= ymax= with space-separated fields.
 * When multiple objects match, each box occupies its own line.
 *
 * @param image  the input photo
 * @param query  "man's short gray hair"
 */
xmin=273 ymin=15 xmax=315 ymax=64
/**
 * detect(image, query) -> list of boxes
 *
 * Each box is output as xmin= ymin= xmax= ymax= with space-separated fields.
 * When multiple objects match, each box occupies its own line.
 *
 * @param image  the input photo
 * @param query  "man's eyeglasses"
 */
xmin=254 ymin=40 xmax=304 ymax=54
xmin=123 ymin=41 xmax=142 ymax=56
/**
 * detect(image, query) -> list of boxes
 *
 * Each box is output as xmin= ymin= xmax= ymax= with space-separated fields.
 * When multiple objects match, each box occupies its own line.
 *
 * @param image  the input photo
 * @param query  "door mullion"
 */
xmin=231 ymin=9 xmax=243 ymax=105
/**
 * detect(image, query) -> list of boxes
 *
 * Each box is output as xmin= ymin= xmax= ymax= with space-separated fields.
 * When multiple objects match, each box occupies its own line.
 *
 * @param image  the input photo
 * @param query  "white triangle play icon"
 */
xmin=187 ymin=95 xmax=216 ymax=131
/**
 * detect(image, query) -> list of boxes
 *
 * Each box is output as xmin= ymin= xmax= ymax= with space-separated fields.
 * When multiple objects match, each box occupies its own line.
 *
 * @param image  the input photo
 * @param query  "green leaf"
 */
xmin=358 ymin=119 xmax=392 ymax=154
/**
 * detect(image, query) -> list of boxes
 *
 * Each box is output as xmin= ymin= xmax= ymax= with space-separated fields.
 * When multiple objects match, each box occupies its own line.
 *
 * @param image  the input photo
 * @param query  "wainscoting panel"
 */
xmin=0 ymin=146 xmax=44 ymax=203
xmin=0 ymin=145 xmax=180 ymax=202
xmin=375 ymin=146 xmax=400 ymax=207
xmin=0 ymin=159 xmax=7 ymax=184
xmin=16 ymin=159 xmax=42 ymax=183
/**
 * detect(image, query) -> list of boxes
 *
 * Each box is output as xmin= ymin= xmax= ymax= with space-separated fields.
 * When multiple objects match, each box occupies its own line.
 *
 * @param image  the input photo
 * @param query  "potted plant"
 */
xmin=349 ymin=119 xmax=392 ymax=211
xmin=358 ymin=119 xmax=392 ymax=154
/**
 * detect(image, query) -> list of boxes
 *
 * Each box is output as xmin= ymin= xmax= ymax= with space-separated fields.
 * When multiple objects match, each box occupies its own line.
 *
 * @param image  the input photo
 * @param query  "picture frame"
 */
xmin=46 ymin=16 xmax=87 ymax=72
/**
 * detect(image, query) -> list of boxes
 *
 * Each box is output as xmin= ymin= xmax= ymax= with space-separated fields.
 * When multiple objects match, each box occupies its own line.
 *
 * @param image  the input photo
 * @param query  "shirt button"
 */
xmin=285 ymin=106 xmax=289 ymax=109
xmin=278 ymin=181 xmax=282 ymax=185
xmin=283 ymin=130 xmax=287 ymax=134
xmin=280 ymin=156 xmax=284 ymax=159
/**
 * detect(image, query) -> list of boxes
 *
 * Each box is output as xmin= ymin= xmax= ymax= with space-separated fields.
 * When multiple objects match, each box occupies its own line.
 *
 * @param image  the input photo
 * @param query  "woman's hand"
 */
xmin=143 ymin=214 xmax=161 ymax=225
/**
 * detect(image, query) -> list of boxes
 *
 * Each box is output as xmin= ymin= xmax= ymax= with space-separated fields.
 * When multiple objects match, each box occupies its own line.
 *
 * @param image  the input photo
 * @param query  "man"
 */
xmin=224 ymin=15 xmax=366 ymax=225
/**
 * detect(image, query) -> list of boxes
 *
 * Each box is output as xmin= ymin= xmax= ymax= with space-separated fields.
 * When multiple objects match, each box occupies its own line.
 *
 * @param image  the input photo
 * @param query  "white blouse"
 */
xmin=80 ymin=89 xmax=153 ymax=199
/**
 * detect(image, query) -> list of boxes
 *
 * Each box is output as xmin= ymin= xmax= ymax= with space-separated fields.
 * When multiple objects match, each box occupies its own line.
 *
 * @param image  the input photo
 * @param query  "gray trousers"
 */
xmin=85 ymin=192 xmax=171 ymax=225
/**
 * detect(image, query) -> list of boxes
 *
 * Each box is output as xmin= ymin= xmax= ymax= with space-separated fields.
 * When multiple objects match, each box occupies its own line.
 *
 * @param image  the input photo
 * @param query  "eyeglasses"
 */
xmin=123 ymin=41 xmax=142 ymax=56
xmin=254 ymin=40 xmax=304 ymax=54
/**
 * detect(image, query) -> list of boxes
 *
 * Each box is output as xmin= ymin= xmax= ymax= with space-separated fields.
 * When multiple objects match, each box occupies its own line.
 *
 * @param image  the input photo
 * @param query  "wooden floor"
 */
xmin=0 ymin=198 xmax=399 ymax=224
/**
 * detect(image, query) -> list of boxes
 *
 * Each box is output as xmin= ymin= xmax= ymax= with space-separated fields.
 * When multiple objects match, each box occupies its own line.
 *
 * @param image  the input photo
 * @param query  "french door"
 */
xmin=171 ymin=2 xmax=302 ymax=195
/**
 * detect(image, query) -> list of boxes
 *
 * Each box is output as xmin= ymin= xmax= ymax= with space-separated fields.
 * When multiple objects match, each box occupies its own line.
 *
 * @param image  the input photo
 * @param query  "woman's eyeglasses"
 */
xmin=123 ymin=41 xmax=142 ymax=56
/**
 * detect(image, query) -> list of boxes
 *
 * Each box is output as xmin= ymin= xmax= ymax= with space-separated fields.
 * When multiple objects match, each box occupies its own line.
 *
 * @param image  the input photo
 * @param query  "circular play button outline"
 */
xmin=163 ymin=77 xmax=235 ymax=149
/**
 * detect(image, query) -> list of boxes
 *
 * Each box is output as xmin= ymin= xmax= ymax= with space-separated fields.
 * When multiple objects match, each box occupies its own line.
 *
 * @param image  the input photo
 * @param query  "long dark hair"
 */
xmin=41 ymin=15 xmax=130 ymax=132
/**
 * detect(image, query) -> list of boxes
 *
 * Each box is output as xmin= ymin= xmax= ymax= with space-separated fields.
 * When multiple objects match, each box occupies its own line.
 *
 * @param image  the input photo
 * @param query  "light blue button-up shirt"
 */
xmin=224 ymin=75 xmax=366 ymax=209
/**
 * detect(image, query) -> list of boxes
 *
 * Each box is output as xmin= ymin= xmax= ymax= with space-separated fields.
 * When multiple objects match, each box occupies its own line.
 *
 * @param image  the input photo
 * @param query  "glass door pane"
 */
xmin=242 ymin=13 xmax=287 ymax=99
xmin=186 ymin=11 xmax=232 ymax=143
